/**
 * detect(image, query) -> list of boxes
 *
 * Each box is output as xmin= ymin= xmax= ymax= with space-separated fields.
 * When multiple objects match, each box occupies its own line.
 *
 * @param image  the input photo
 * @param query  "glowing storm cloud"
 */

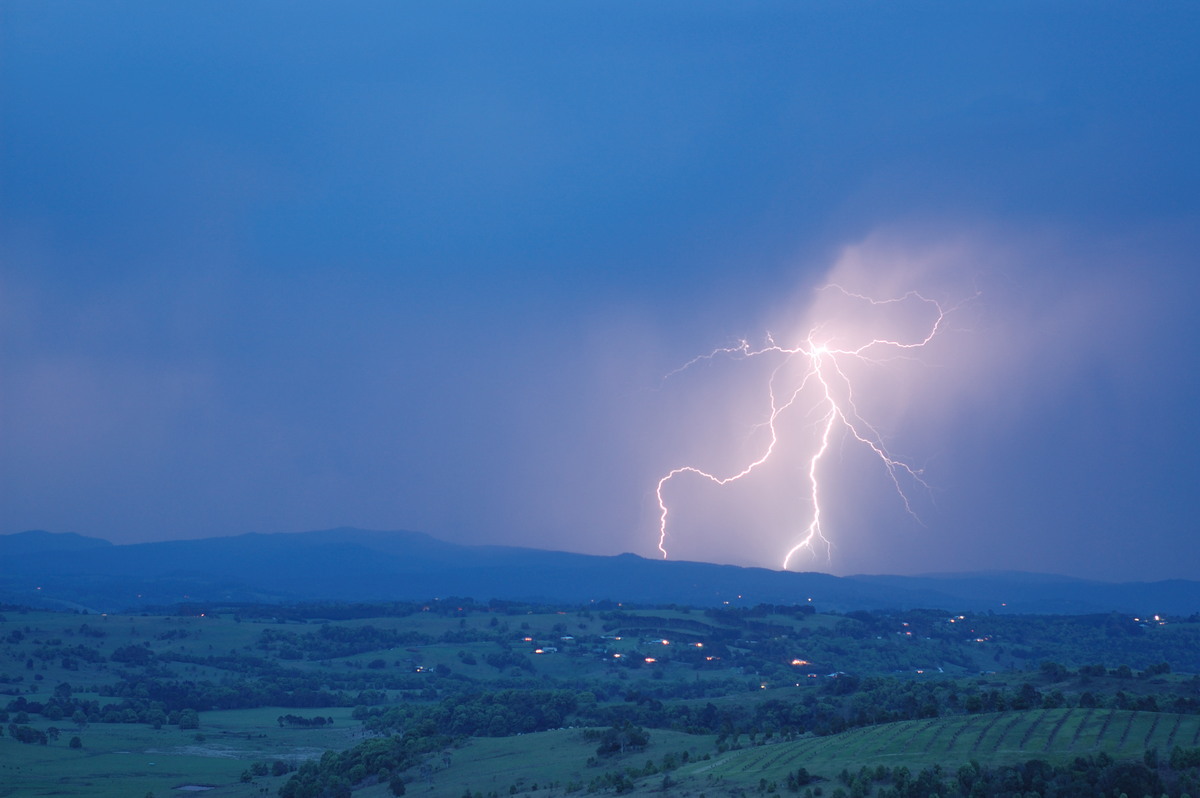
xmin=654 ymin=285 xmax=961 ymax=570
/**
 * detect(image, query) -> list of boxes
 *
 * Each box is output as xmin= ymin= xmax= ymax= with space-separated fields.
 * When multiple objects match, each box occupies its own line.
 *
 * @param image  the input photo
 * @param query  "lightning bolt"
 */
xmin=655 ymin=286 xmax=957 ymax=571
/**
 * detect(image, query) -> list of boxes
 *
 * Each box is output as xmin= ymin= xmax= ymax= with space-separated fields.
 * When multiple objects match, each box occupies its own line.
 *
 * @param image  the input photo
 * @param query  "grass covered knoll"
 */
xmin=339 ymin=727 xmax=714 ymax=798
xmin=398 ymin=710 xmax=1200 ymax=797
xmin=691 ymin=709 xmax=1200 ymax=788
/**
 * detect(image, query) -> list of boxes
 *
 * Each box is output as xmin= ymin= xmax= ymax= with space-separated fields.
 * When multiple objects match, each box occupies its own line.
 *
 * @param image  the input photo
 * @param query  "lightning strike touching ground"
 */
xmin=655 ymin=286 xmax=958 ymax=571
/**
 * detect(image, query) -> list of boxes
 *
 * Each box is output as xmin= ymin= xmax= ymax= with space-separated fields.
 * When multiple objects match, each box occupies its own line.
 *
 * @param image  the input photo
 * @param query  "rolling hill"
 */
xmin=2 ymin=528 xmax=1197 ymax=615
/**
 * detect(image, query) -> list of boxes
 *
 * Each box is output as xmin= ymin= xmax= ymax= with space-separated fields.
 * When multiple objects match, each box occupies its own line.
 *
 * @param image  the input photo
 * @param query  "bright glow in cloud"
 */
xmin=639 ymin=223 xmax=1166 ymax=575
xmin=654 ymin=280 xmax=972 ymax=570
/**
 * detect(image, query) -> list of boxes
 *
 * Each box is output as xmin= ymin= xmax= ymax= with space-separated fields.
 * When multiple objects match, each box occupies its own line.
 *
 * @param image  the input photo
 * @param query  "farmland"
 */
xmin=3 ymin=600 xmax=1200 ymax=796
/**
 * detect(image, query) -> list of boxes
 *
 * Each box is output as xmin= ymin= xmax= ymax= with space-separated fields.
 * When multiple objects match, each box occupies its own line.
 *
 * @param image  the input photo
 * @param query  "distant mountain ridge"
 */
xmin=0 ymin=529 xmax=112 ymax=555
xmin=2 ymin=528 xmax=1197 ymax=616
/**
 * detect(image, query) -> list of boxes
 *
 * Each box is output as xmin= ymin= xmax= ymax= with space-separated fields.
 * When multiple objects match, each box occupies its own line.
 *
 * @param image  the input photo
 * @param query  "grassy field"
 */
xmin=5 ymin=605 xmax=1200 ymax=797
xmin=322 ymin=708 xmax=1200 ymax=798
xmin=663 ymin=708 xmax=1200 ymax=794
xmin=342 ymin=728 xmax=718 ymax=798
xmin=9 ymin=708 xmax=1193 ymax=798
xmin=0 ymin=707 xmax=361 ymax=798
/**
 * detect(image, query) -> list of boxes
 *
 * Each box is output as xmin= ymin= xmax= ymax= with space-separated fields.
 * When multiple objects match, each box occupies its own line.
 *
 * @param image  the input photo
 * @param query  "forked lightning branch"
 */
xmin=654 ymin=286 xmax=958 ymax=571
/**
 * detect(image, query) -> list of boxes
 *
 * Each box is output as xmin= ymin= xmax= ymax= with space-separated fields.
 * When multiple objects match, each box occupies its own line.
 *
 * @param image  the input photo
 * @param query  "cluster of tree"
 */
xmin=1 ymin=715 xmax=82 ymax=747
xmin=277 ymin=733 xmax=450 ymax=798
xmin=356 ymin=689 xmax=584 ymax=737
xmin=783 ymin=767 xmax=814 ymax=791
xmin=256 ymin=624 xmax=433 ymax=661
xmin=1072 ymin=660 xmax=1174 ymax=680
xmin=6 ymin=722 xmax=48 ymax=744
xmin=239 ymin=759 xmax=294 ymax=782
xmin=3 ymin=675 xmax=378 ymax=729
xmin=585 ymin=769 xmax=638 ymax=794
xmin=1169 ymin=744 xmax=1200 ymax=770
xmin=156 ymin=628 xmax=191 ymax=641
xmin=278 ymin=714 xmax=334 ymax=728
xmin=525 ymin=680 xmax=926 ymax=741
xmin=111 ymin=644 xmax=155 ymax=665
xmin=155 ymin=648 xmax=420 ymax=692
xmin=584 ymin=721 xmax=650 ymax=756
xmin=104 ymin=675 xmax=380 ymax=712
xmin=483 ymin=647 xmax=535 ymax=673
xmin=75 ymin=622 xmax=107 ymax=638
xmin=28 ymin=642 xmax=106 ymax=665
xmin=574 ymin=746 xmax=697 ymax=795
xmin=6 ymin=694 xmax=197 ymax=730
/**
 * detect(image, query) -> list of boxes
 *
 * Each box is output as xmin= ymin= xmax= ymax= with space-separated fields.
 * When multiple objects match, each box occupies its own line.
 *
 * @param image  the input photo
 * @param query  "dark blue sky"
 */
xmin=3 ymin=2 xmax=1198 ymax=580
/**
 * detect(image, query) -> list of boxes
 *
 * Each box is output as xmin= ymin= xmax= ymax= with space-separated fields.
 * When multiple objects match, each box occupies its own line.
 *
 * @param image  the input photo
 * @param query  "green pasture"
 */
xmin=348 ymin=727 xmax=718 ymax=798
xmin=0 ymin=706 xmax=358 ymax=798
xmin=676 ymin=708 xmax=1200 ymax=793
xmin=0 ymin=721 xmax=251 ymax=798
xmin=0 ymin=610 xmax=269 ymax=690
xmin=6 ymin=605 xmax=1200 ymax=798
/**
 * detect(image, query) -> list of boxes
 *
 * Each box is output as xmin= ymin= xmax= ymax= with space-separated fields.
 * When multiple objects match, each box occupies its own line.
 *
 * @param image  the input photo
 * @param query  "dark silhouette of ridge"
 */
xmin=1 ymin=528 xmax=1197 ymax=615
xmin=0 ymin=529 xmax=112 ymax=555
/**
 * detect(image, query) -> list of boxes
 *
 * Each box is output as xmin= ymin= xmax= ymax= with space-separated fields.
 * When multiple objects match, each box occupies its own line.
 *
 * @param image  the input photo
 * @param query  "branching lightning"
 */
xmin=655 ymin=286 xmax=957 ymax=570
